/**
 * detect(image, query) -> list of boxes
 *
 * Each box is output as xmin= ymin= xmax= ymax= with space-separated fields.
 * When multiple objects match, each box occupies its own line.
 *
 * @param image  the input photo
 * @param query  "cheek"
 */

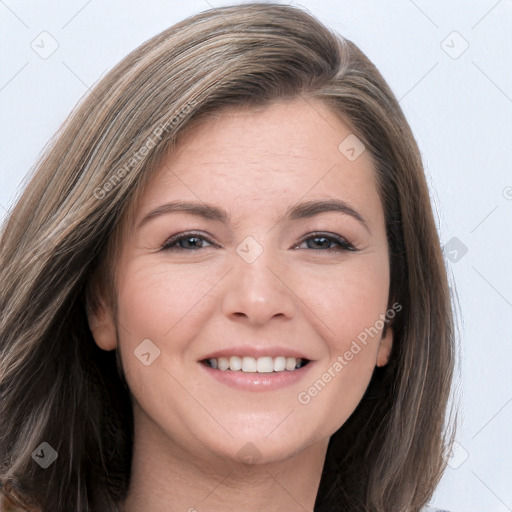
xmin=113 ymin=261 xmax=218 ymax=415
xmin=313 ymin=256 xmax=390 ymax=350
xmin=303 ymin=255 xmax=389 ymax=410
xmin=116 ymin=260 xmax=216 ymax=340
xmin=295 ymin=258 xmax=389 ymax=432
xmin=113 ymin=261 xmax=216 ymax=392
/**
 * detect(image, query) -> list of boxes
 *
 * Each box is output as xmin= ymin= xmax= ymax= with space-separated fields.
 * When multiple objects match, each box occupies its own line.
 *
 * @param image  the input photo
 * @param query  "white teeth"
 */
xmin=229 ymin=356 xmax=242 ymax=371
xmin=273 ymin=356 xmax=286 ymax=372
xmin=285 ymin=357 xmax=297 ymax=371
xmin=205 ymin=356 xmax=307 ymax=373
xmin=242 ymin=356 xmax=257 ymax=372
xmin=217 ymin=357 xmax=229 ymax=371
xmin=256 ymin=356 xmax=274 ymax=373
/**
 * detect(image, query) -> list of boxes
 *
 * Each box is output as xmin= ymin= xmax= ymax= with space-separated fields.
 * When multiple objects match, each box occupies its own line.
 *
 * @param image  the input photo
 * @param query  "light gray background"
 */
xmin=1 ymin=1 xmax=511 ymax=511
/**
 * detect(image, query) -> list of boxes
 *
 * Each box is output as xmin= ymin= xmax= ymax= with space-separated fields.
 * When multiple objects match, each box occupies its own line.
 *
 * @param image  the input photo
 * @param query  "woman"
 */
xmin=0 ymin=3 xmax=456 ymax=511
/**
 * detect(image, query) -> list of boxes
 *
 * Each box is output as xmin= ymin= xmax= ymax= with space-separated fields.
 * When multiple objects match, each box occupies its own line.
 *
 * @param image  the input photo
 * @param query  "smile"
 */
xmin=203 ymin=356 xmax=310 ymax=373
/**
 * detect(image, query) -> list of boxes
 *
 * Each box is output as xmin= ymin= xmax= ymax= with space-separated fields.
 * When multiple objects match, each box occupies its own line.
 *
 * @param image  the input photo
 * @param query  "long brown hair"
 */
xmin=0 ymin=3 xmax=456 ymax=511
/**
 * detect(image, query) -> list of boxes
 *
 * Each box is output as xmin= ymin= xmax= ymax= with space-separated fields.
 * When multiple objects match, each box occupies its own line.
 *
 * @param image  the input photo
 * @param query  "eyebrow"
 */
xmin=137 ymin=198 xmax=370 ymax=233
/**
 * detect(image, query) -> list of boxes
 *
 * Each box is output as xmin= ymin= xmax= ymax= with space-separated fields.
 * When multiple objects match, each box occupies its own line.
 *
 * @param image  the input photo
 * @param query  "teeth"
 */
xmin=230 ymin=356 xmax=242 ymax=371
xmin=242 ymin=356 xmax=257 ymax=372
xmin=205 ymin=356 xmax=307 ymax=372
xmin=274 ymin=356 xmax=286 ymax=372
xmin=285 ymin=357 xmax=297 ymax=371
xmin=217 ymin=357 xmax=229 ymax=371
xmin=256 ymin=356 xmax=273 ymax=373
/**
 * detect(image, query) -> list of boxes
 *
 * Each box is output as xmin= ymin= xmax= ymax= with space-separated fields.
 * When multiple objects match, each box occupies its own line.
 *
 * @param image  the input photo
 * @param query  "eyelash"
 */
xmin=161 ymin=231 xmax=357 ymax=252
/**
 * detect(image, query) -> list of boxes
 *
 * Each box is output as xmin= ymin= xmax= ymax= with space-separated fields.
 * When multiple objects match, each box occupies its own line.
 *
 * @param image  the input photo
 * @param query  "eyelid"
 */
xmin=161 ymin=231 xmax=217 ymax=250
xmin=160 ymin=230 xmax=358 ymax=252
xmin=294 ymin=231 xmax=357 ymax=252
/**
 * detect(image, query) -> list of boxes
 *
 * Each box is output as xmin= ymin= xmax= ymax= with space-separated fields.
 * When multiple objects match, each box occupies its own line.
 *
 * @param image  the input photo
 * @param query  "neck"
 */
xmin=120 ymin=406 xmax=330 ymax=512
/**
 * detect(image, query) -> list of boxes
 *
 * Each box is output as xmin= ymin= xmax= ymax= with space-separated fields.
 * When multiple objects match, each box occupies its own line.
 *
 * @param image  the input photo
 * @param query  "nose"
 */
xmin=220 ymin=244 xmax=297 ymax=326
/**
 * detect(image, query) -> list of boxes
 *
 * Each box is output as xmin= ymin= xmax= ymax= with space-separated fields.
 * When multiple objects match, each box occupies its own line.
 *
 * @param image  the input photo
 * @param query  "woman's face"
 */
xmin=89 ymin=97 xmax=393 ymax=465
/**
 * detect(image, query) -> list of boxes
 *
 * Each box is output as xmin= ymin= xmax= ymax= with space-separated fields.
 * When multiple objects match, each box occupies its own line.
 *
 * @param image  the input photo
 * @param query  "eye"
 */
xmin=294 ymin=232 xmax=357 ymax=252
xmin=161 ymin=231 xmax=357 ymax=252
xmin=161 ymin=232 xmax=216 ymax=251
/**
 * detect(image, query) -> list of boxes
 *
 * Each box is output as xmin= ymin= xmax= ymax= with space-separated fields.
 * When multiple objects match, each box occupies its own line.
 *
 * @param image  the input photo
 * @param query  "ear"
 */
xmin=376 ymin=324 xmax=393 ymax=367
xmin=85 ymin=279 xmax=117 ymax=351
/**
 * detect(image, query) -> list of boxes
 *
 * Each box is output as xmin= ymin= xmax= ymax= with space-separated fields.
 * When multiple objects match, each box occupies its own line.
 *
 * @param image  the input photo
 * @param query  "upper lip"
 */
xmin=200 ymin=345 xmax=312 ymax=361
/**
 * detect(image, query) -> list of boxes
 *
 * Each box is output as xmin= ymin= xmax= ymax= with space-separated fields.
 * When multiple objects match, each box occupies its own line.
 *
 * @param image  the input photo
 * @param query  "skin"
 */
xmin=88 ymin=97 xmax=393 ymax=512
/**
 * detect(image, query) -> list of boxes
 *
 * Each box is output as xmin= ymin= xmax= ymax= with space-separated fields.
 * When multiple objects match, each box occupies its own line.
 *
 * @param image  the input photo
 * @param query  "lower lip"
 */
xmin=199 ymin=361 xmax=314 ymax=392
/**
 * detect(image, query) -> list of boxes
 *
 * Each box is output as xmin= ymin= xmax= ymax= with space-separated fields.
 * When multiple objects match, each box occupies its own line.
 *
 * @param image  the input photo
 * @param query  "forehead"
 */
xmin=135 ymin=97 xmax=381 ymax=226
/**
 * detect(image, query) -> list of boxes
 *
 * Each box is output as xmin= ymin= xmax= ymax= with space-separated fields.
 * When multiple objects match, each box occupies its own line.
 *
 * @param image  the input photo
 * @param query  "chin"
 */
xmin=209 ymin=430 xmax=318 ymax=466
